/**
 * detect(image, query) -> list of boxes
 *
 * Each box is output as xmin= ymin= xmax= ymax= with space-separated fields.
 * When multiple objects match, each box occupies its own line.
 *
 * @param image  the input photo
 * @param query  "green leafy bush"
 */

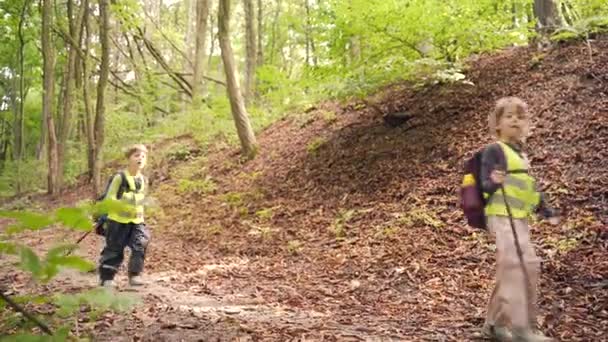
xmin=0 ymin=202 xmax=139 ymax=339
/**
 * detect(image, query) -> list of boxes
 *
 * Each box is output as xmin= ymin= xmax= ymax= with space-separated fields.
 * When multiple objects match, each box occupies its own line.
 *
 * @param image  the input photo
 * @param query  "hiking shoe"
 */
xmin=482 ymin=322 xmax=512 ymax=341
xmin=513 ymin=329 xmax=553 ymax=342
xmin=100 ymin=279 xmax=115 ymax=288
xmin=128 ymin=276 xmax=147 ymax=286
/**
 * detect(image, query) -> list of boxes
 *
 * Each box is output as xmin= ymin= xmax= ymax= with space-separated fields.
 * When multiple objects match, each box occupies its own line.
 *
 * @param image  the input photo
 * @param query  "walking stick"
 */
xmin=500 ymin=184 xmax=533 ymax=329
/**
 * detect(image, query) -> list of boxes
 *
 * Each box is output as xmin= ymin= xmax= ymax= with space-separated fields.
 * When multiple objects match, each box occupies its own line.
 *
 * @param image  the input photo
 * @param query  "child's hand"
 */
xmin=490 ymin=170 xmax=506 ymax=184
xmin=548 ymin=216 xmax=560 ymax=226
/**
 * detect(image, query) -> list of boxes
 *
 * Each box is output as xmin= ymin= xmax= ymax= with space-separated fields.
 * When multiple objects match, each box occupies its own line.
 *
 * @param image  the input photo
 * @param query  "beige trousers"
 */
xmin=485 ymin=216 xmax=541 ymax=330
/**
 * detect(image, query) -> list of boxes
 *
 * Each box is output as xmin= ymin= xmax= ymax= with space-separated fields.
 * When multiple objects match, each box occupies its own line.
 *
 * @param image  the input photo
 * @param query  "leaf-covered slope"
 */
xmin=156 ymin=37 xmax=607 ymax=340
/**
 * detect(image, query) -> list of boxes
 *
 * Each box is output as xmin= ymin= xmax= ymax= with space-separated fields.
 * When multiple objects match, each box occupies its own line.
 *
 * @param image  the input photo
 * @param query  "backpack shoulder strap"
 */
xmin=116 ymin=171 xmax=130 ymax=200
xmin=497 ymin=142 xmax=529 ymax=174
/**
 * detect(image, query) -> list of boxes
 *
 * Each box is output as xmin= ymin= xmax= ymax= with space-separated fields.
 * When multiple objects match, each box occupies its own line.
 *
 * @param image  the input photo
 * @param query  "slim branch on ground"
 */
xmin=0 ymin=290 xmax=53 ymax=335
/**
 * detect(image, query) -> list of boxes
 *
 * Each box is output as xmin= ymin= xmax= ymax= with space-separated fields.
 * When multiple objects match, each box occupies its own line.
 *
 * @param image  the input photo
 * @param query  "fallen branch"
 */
xmin=0 ymin=290 xmax=53 ymax=335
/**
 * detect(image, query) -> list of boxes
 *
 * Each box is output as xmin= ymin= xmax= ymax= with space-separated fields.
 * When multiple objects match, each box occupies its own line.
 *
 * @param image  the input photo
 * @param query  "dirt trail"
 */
xmin=2 ymin=228 xmax=411 ymax=341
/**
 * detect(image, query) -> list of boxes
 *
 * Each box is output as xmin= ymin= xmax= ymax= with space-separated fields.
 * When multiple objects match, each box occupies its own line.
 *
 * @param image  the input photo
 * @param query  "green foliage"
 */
xmin=55 ymin=207 xmax=91 ymax=231
xmin=1 ymin=327 xmax=70 ymax=342
xmin=0 ymin=210 xmax=54 ymax=233
xmin=375 ymin=225 xmax=401 ymax=239
xmin=54 ymin=288 xmax=139 ymax=319
xmin=321 ymin=111 xmax=337 ymax=124
xmin=205 ymin=224 xmax=223 ymax=236
xmin=397 ymin=209 xmax=444 ymax=229
xmin=222 ymin=191 xmax=244 ymax=207
xmin=9 ymin=243 xmax=94 ymax=282
xmin=255 ymin=207 xmax=274 ymax=221
xmin=330 ymin=209 xmax=357 ymax=239
xmin=551 ymin=16 xmax=608 ymax=42
xmin=287 ymin=240 xmax=302 ymax=255
xmin=306 ymin=137 xmax=326 ymax=155
xmin=177 ymin=177 xmax=217 ymax=196
xmin=0 ymin=204 xmax=138 ymax=338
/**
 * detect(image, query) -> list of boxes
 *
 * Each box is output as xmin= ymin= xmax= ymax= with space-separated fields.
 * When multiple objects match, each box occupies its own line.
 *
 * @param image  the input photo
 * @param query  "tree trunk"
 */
xmin=13 ymin=0 xmax=30 ymax=194
xmin=82 ymin=0 xmax=95 ymax=181
xmin=269 ymin=0 xmax=282 ymax=65
xmin=17 ymin=1 xmax=29 ymax=161
xmin=36 ymin=107 xmax=47 ymax=160
xmin=93 ymin=0 xmax=110 ymax=194
xmin=256 ymin=0 xmax=263 ymax=66
xmin=243 ymin=0 xmax=256 ymax=104
xmin=57 ymin=0 xmax=82 ymax=189
xmin=533 ymin=0 xmax=562 ymax=35
xmin=185 ymin=0 xmax=197 ymax=69
xmin=218 ymin=0 xmax=257 ymax=159
xmin=42 ymin=0 xmax=59 ymax=195
xmin=192 ymin=0 xmax=210 ymax=101
xmin=208 ymin=8 xmax=215 ymax=71
xmin=0 ymin=118 xmax=9 ymax=170
xmin=304 ymin=0 xmax=318 ymax=67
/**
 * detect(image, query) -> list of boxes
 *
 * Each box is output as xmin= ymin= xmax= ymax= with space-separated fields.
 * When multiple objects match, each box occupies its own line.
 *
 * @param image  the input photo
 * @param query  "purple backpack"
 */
xmin=460 ymin=150 xmax=488 ymax=229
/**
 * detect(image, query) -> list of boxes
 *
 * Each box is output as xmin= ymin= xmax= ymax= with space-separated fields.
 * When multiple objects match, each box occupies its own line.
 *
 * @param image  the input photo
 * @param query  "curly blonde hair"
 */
xmin=488 ymin=96 xmax=530 ymax=138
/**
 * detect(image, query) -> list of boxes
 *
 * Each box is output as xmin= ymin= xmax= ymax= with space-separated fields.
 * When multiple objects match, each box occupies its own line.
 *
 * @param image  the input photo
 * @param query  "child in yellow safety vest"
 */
xmin=480 ymin=97 xmax=560 ymax=342
xmin=98 ymin=144 xmax=150 ymax=288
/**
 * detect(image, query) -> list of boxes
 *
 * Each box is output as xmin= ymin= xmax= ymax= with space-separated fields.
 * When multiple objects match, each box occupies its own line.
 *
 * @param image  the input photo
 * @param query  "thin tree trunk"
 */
xmin=218 ymin=0 xmax=257 ymax=159
xmin=93 ymin=0 xmax=110 ymax=194
xmin=57 ymin=0 xmax=82 ymax=189
xmin=256 ymin=0 xmax=263 ymax=66
xmin=192 ymin=0 xmax=210 ymax=101
xmin=304 ymin=0 xmax=310 ymax=67
xmin=533 ymin=0 xmax=562 ymax=35
xmin=0 ymin=118 xmax=8 ymax=170
xmin=10 ymin=76 xmax=20 ymax=162
xmin=243 ymin=0 xmax=256 ymax=104
xmin=17 ymin=1 xmax=29 ymax=160
xmin=208 ymin=9 xmax=215 ymax=71
xmin=173 ymin=1 xmax=180 ymax=27
xmin=185 ymin=0 xmax=197 ymax=70
xmin=82 ymin=0 xmax=94 ymax=181
xmin=42 ymin=0 xmax=59 ymax=195
xmin=36 ymin=107 xmax=47 ymax=160
xmin=269 ymin=0 xmax=281 ymax=65
xmin=13 ymin=0 xmax=30 ymax=193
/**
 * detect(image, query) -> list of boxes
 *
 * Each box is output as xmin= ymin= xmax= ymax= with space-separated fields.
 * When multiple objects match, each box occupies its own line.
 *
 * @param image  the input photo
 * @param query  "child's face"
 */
xmin=497 ymin=105 xmax=528 ymax=141
xmin=128 ymin=150 xmax=147 ymax=171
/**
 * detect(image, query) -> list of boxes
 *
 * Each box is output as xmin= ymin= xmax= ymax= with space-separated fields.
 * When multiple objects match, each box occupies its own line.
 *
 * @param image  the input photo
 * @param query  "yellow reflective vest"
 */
xmin=107 ymin=170 xmax=146 ymax=224
xmin=484 ymin=142 xmax=540 ymax=219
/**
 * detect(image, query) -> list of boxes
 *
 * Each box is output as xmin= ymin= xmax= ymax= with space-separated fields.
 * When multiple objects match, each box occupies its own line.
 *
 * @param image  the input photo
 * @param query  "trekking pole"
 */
xmin=64 ymin=229 xmax=92 ymax=257
xmin=74 ymin=230 xmax=92 ymax=245
xmin=500 ymin=184 xmax=533 ymax=328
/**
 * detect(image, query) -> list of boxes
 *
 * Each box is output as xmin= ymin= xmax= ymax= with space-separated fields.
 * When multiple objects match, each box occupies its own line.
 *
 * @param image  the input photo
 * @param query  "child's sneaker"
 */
xmin=128 ymin=275 xmax=147 ymax=286
xmin=513 ymin=328 xmax=553 ymax=342
xmin=482 ymin=322 xmax=512 ymax=341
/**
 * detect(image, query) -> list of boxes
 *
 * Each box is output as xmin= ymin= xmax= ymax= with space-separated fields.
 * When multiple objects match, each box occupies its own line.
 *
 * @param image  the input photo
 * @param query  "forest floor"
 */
xmin=1 ymin=36 xmax=607 ymax=341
